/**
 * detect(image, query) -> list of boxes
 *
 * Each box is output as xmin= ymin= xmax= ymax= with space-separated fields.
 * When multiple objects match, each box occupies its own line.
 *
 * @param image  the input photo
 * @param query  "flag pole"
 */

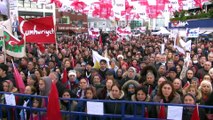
xmin=52 ymin=3 xmax=59 ymax=54
xmin=0 ymin=27 xmax=7 ymax=64
xmin=3 ymin=38 xmax=7 ymax=64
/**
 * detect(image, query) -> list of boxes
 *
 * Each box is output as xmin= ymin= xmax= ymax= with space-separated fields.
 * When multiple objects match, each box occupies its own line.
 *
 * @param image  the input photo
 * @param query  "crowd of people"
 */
xmin=0 ymin=32 xmax=213 ymax=120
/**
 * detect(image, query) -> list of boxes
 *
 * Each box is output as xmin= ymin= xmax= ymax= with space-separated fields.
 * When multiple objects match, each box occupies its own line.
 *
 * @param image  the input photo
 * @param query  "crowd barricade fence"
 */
xmin=0 ymin=92 xmax=213 ymax=120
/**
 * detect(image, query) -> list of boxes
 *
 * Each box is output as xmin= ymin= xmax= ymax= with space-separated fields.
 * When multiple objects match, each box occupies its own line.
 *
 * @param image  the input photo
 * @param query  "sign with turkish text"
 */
xmin=20 ymin=16 xmax=56 ymax=43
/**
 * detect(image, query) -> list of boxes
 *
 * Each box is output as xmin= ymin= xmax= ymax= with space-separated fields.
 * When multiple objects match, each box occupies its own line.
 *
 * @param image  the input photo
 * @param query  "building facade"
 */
xmin=56 ymin=9 xmax=88 ymax=35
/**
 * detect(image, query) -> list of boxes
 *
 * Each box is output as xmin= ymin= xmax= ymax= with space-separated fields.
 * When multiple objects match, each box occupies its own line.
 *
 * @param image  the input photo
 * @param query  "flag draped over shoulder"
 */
xmin=3 ymin=29 xmax=26 ymax=58
xmin=47 ymin=81 xmax=62 ymax=120
xmin=19 ymin=16 xmax=56 ymax=43
xmin=12 ymin=60 xmax=25 ymax=93
xmin=92 ymin=50 xmax=110 ymax=69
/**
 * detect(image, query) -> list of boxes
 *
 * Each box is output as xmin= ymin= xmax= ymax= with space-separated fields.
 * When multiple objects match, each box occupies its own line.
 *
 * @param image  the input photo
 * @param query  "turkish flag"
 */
xmin=36 ymin=43 xmax=45 ymax=53
xmin=158 ymin=99 xmax=166 ymax=119
xmin=99 ymin=35 xmax=103 ymax=47
xmin=191 ymin=105 xmax=200 ymax=120
xmin=19 ymin=16 xmax=56 ymax=43
xmin=12 ymin=60 xmax=25 ymax=93
xmin=47 ymin=81 xmax=62 ymax=120
xmin=62 ymin=68 xmax=68 ymax=84
xmin=158 ymin=105 xmax=166 ymax=119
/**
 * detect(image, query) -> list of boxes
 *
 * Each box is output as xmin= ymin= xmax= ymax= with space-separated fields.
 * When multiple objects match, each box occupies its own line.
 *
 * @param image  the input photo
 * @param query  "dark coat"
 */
xmin=127 ymin=95 xmax=151 ymax=118
xmin=182 ymin=107 xmax=207 ymax=120
xmin=150 ymin=93 xmax=182 ymax=118
xmin=104 ymin=91 xmax=126 ymax=120
xmin=97 ymin=87 xmax=109 ymax=100
xmin=56 ymin=81 xmax=66 ymax=97
xmin=76 ymin=98 xmax=101 ymax=120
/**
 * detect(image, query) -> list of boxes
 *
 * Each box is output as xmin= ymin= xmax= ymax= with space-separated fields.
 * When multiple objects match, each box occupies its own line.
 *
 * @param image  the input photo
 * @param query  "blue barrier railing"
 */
xmin=0 ymin=92 xmax=213 ymax=120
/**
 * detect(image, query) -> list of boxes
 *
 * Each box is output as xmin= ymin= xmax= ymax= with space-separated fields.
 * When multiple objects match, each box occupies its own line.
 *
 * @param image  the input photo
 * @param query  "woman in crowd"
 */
xmin=203 ymin=74 xmax=212 ymax=82
xmin=19 ymin=86 xmax=37 ymax=120
xmin=20 ymin=71 xmax=27 ymax=85
xmin=38 ymin=77 xmax=52 ymax=96
xmin=185 ymin=84 xmax=202 ymax=103
xmin=182 ymin=93 xmax=207 ymax=120
xmin=151 ymin=81 xmax=181 ymax=118
xmin=122 ymin=67 xmax=140 ymax=85
xmin=92 ymin=74 xmax=104 ymax=92
xmin=129 ymin=87 xmax=151 ymax=118
xmin=122 ymin=80 xmax=140 ymax=100
xmin=76 ymin=86 xmax=99 ymax=120
xmin=0 ymin=80 xmax=18 ymax=119
xmin=34 ymin=69 xmax=43 ymax=83
xmin=2 ymin=80 xmax=18 ymax=93
xmin=27 ymin=74 xmax=39 ymax=94
xmin=29 ymin=97 xmax=44 ymax=120
xmin=38 ymin=76 xmax=52 ymax=110
xmin=60 ymin=89 xmax=77 ymax=120
xmin=104 ymin=84 xmax=126 ymax=120
xmin=176 ymin=64 xmax=182 ymax=78
xmin=115 ymin=69 xmax=124 ymax=84
xmin=199 ymin=80 xmax=212 ymax=104
xmin=182 ymin=69 xmax=195 ymax=87
xmin=97 ymin=79 xmax=114 ymax=99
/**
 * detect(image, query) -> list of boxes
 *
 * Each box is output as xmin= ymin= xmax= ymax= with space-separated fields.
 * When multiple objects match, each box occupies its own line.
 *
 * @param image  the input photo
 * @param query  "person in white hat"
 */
xmin=67 ymin=70 xmax=79 ymax=94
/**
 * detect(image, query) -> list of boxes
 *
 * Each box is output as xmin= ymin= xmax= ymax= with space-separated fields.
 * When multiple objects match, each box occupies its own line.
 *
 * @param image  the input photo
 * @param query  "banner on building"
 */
xmin=186 ymin=28 xmax=199 ymax=38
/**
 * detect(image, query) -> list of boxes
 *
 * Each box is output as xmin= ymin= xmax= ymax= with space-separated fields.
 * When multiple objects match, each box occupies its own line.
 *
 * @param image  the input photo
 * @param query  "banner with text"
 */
xmin=186 ymin=28 xmax=199 ymax=38
xmin=20 ymin=16 xmax=56 ymax=43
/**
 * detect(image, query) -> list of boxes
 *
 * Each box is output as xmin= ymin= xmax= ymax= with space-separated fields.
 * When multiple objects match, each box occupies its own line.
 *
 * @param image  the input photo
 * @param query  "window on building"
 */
xmin=59 ymin=16 xmax=70 ymax=24
xmin=78 ymin=20 xmax=83 ymax=27
xmin=18 ymin=0 xmax=24 ymax=7
xmin=71 ymin=10 xmax=75 ymax=14
xmin=94 ymin=22 xmax=97 ymax=28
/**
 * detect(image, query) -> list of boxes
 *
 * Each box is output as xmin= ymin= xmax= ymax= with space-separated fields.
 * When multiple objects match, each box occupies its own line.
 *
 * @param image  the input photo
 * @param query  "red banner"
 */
xmin=20 ymin=16 xmax=56 ymax=43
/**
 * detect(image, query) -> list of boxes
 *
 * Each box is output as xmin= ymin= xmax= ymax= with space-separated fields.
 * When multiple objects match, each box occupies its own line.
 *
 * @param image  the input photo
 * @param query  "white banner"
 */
xmin=186 ymin=28 xmax=199 ymax=38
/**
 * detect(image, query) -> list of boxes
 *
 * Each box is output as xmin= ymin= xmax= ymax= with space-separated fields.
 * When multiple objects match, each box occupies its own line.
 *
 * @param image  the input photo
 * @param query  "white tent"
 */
xmin=152 ymin=27 xmax=171 ymax=35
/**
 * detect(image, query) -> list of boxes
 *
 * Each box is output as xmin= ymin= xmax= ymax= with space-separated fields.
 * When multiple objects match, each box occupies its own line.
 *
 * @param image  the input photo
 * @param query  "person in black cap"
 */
xmin=98 ymin=59 xmax=109 ymax=80
xmin=167 ymin=67 xmax=177 ymax=82
xmin=84 ymin=60 xmax=94 ymax=82
xmin=0 ymin=63 xmax=14 ymax=91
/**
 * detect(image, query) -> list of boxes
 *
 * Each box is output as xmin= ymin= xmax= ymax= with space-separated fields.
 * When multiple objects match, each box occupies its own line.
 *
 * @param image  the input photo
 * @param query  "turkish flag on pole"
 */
xmin=12 ymin=60 xmax=25 ymax=93
xmin=36 ymin=43 xmax=45 ymax=53
xmin=19 ymin=16 xmax=56 ymax=43
xmin=158 ymin=100 xmax=166 ymax=119
xmin=62 ymin=68 xmax=68 ymax=84
xmin=191 ymin=104 xmax=200 ymax=120
xmin=47 ymin=81 xmax=62 ymax=120
xmin=99 ymin=35 xmax=103 ymax=47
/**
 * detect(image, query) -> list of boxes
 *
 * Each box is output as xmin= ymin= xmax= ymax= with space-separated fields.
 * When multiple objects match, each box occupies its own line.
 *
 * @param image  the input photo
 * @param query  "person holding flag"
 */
xmin=182 ymin=93 xmax=207 ymax=120
xmin=151 ymin=81 xmax=182 ymax=118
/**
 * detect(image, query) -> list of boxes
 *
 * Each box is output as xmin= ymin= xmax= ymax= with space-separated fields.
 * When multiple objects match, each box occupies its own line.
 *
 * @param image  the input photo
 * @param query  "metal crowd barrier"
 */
xmin=0 ymin=92 xmax=213 ymax=120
